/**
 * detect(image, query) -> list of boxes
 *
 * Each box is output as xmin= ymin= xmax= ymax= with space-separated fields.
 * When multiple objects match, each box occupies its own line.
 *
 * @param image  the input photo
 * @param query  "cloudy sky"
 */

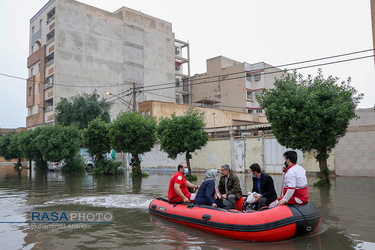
xmin=0 ymin=0 xmax=374 ymax=128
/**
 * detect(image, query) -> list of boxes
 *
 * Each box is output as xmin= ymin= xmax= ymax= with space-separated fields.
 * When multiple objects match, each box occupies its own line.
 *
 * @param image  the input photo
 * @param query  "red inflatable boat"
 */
xmin=149 ymin=197 xmax=321 ymax=242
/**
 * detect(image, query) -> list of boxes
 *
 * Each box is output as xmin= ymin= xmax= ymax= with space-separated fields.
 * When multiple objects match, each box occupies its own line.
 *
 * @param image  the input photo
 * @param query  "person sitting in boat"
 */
xmin=218 ymin=164 xmax=242 ymax=209
xmin=270 ymin=151 xmax=309 ymax=208
xmin=248 ymin=163 xmax=277 ymax=210
xmin=194 ymin=169 xmax=222 ymax=207
xmin=168 ymin=163 xmax=199 ymax=203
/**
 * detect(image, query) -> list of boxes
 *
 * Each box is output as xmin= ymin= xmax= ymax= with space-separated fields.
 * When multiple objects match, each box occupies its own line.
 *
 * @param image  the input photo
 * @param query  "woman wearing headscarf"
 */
xmin=194 ymin=169 xmax=221 ymax=207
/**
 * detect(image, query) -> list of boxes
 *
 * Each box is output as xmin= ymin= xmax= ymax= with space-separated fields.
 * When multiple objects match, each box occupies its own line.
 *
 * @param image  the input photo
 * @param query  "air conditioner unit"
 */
xmin=175 ymin=66 xmax=180 ymax=70
xmin=254 ymin=74 xmax=261 ymax=81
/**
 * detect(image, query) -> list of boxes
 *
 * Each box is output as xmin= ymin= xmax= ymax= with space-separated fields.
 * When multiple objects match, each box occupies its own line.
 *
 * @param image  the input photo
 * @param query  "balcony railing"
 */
xmin=46 ymin=36 xmax=55 ymax=45
xmin=47 ymin=14 xmax=55 ymax=24
xmin=44 ymin=82 xmax=53 ymax=90
xmin=45 ymin=58 xmax=54 ymax=67
xmin=45 ymin=106 xmax=53 ymax=112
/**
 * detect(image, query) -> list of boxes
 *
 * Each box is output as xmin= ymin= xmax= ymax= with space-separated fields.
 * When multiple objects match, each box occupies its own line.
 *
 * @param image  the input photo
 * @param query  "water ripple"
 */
xmin=40 ymin=194 xmax=154 ymax=209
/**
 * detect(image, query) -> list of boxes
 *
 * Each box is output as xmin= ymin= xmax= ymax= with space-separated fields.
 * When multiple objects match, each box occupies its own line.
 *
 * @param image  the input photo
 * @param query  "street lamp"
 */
xmin=106 ymin=91 xmax=131 ymax=110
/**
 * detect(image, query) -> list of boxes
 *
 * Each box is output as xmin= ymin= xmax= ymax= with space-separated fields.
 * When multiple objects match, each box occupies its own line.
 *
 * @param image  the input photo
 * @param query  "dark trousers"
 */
xmin=221 ymin=194 xmax=237 ymax=209
xmin=256 ymin=197 xmax=268 ymax=210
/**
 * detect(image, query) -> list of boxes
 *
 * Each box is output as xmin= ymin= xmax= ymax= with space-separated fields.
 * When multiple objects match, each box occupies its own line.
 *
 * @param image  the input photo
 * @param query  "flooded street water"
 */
xmin=1 ymin=164 xmax=375 ymax=249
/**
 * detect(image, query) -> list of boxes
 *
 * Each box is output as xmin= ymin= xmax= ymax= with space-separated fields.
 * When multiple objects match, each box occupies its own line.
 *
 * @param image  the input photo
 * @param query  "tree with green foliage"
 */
xmin=35 ymin=125 xmax=81 ymax=165
xmin=0 ymin=133 xmax=23 ymax=167
xmin=257 ymin=69 xmax=363 ymax=185
xmin=109 ymin=111 xmax=157 ymax=176
xmin=55 ymin=91 xmax=111 ymax=129
xmin=18 ymin=128 xmax=45 ymax=167
xmin=82 ymin=117 xmax=121 ymax=175
xmin=157 ymin=108 xmax=209 ymax=175
xmin=82 ymin=117 xmax=111 ymax=161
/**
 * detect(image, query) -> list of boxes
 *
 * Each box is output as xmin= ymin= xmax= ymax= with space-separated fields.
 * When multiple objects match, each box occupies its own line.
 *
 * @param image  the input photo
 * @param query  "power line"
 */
xmin=0 ymin=49 xmax=374 ymax=88
xmin=141 ymin=54 xmax=375 ymax=93
xmin=147 ymin=90 xmax=259 ymax=110
xmin=140 ymin=48 xmax=375 ymax=90
xmin=105 ymin=86 xmax=144 ymax=104
xmin=143 ymin=53 xmax=374 ymax=110
xmin=2 ymin=50 xmax=371 ymax=114
xmin=0 ymin=72 xmax=128 ymax=88
xmin=104 ymin=88 xmax=133 ymax=102
xmin=112 ymin=51 xmax=375 ymax=111
xmin=106 ymin=86 xmax=144 ymax=111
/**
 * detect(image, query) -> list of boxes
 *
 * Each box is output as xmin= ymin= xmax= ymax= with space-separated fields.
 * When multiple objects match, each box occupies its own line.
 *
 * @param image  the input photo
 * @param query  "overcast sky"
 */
xmin=0 ymin=0 xmax=374 ymax=128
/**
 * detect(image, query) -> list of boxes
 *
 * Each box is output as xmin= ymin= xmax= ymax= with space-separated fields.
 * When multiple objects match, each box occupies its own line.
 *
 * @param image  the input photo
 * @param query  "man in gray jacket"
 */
xmin=218 ymin=164 xmax=242 ymax=209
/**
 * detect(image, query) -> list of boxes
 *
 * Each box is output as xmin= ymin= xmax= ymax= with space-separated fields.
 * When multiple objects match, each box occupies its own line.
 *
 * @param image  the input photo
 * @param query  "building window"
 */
xmin=256 ymin=109 xmax=263 ymax=114
xmin=47 ymin=7 xmax=55 ymax=24
xmin=146 ymin=110 xmax=151 ymax=117
xmin=46 ymin=29 xmax=55 ymax=44
xmin=45 ymin=105 xmax=53 ymax=112
xmin=183 ymin=94 xmax=189 ymax=104
xmin=246 ymin=73 xmax=252 ymax=82
xmin=35 ymin=84 xmax=40 ymax=94
xmin=39 ymin=19 xmax=43 ymax=29
xmin=175 ymin=78 xmax=180 ymax=87
xmin=46 ymin=52 xmax=54 ymax=67
xmin=29 ymin=87 xmax=32 ymax=96
xmin=28 ymin=106 xmax=33 ymax=116
xmin=254 ymin=89 xmax=263 ymax=98
xmin=246 ymin=90 xmax=252 ymax=100
xmin=247 ymin=109 xmax=253 ymax=114
xmin=175 ymin=46 xmax=180 ymax=54
xmin=44 ymin=75 xmax=54 ymax=89
xmin=35 ymin=41 xmax=41 ymax=50
xmin=176 ymin=95 xmax=180 ymax=103
xmin=31 ymin=68 xmax=34 ymax=76
xmin=182 ymin=78 xmax=189 ymax=92
xmin=141 ymin=111 xmax=145 ymax=118
xmin=32 ymin=26 xmax=34 ymax=35
xmin=254 ymin=73 xmax=261 ymax=81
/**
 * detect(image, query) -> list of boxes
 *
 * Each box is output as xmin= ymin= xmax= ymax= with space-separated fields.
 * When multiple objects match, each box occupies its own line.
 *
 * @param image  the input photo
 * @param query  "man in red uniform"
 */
xmin=278 ymin=150 xmax=309 ymax=205
xmin=269 ymin=151 xmax=309 ymax=208
xmin=168 ymin=163 xmax=199 ymax=203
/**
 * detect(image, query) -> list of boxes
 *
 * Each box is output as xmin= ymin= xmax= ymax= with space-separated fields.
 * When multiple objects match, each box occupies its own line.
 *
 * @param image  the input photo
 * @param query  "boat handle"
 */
xmin=202 ymin=214 xmax=211 ymax=221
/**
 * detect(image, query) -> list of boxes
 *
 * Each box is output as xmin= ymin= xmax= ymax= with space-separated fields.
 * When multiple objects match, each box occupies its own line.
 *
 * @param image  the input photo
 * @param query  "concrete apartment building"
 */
xmin=27 ymin=0 xmax=190 ymax=128
xmin=191 ymin=56 xmax=285 ymax=114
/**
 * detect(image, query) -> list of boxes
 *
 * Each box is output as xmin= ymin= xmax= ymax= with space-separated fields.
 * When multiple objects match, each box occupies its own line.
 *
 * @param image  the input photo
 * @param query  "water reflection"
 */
xmin=132 ymin=176 xmax=143 ymax=194
xmin=0 ymin=165 xmax=375 ymax=249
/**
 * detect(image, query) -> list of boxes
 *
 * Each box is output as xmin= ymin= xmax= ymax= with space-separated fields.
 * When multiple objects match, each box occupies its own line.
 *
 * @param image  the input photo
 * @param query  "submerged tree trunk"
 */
xmin=134 ymin=154 xmax=142 ymax=175
xmin=186 ymin=152 xmax=191 ymax=175
xmin=316 ymin=149 xmax=330 ymax=184
xmin=17 ymin=158 xmax=22 ymax=167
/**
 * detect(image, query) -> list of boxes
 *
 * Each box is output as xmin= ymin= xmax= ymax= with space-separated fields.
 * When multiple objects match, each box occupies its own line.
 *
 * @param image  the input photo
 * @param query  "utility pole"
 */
xmin=132 ymin=82 xmax=136 ymax=111
xmin=213 ymin=112 xmax=216 ymax=137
